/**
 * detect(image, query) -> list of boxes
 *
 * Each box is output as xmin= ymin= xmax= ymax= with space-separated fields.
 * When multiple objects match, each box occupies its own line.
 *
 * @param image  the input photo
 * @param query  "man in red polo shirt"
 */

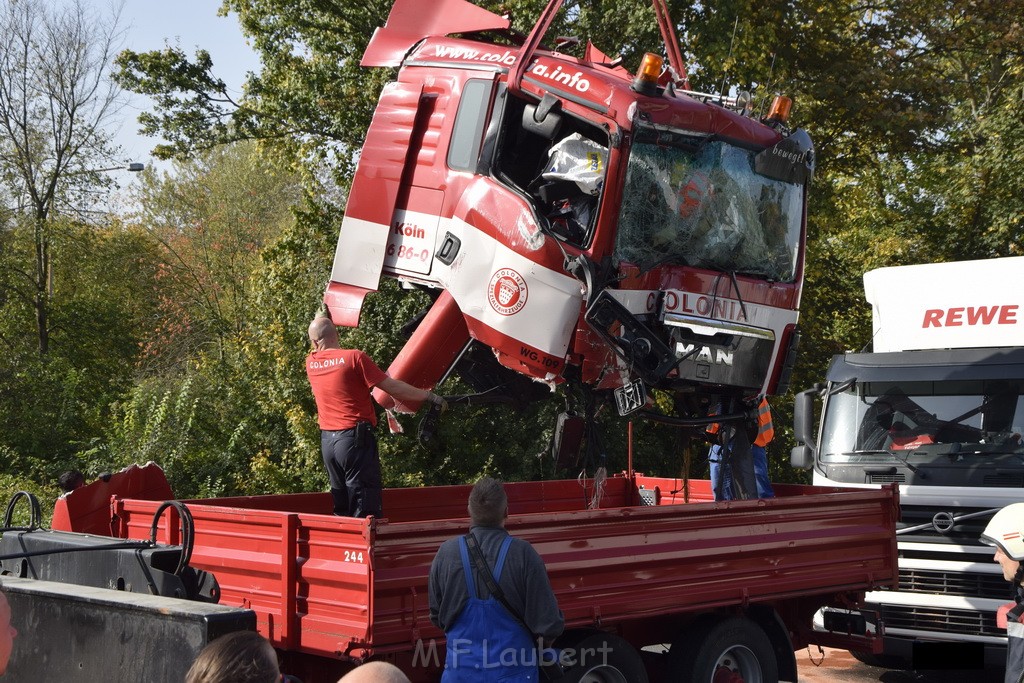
xmin=306 ymin=314 xmax=445 ymax=517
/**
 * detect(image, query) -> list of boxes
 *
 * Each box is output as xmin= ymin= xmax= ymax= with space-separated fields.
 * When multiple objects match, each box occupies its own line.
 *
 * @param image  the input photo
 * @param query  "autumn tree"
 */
xmin=110 ymin=0 xmax=1024 ymax=488
xmin=101 ymin=143 xmax=308 ymax=497
xmin=0 ymin=0 xmax=131 ymax=356
xmin=0 ymin=217 xmax=161 ymax=481
xmin=128 ymin=142 xmax=303 ymax=372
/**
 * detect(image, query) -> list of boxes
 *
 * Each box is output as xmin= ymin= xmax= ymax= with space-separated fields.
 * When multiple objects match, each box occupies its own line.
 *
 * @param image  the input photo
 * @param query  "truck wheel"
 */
xmin=668 ymin=616 xmax=778 ymax=683
xmin=556 ymin=631 xmax=649 ymax=683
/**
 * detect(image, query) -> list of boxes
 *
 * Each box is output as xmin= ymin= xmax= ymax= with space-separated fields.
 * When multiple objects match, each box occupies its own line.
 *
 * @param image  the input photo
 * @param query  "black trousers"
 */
xmin=320 ymin=425 xmax=382 ymax=518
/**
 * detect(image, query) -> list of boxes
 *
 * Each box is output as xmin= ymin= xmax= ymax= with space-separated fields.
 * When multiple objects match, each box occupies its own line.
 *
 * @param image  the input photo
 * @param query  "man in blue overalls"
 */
xmin=429 ymin=477 xmax=564 ymax=681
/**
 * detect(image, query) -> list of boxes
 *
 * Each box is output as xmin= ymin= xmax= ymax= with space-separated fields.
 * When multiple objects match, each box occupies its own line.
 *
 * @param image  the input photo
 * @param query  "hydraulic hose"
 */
xmin=2 ymin=491 xmax=42 ymax=532
xmin=149 ymin=500 xmax=195 ymax=577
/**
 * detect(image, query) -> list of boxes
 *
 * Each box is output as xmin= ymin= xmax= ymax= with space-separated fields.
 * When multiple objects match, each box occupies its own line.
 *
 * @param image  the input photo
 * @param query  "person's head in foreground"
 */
xmin=468 ymin=476 xmax=508 ymax=528
xmin=185 ymin=630 xmax=279 ymax=683
xmin=337 ymin=661 xmax=410 ymax=682
xmin=982 ymin=502 xmax=1024 ymax=585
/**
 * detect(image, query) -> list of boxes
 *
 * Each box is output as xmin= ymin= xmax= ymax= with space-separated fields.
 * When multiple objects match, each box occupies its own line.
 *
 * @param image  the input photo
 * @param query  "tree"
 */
xmin=0 ymin=0 xmax=128 ymax=355
xmin=0 ymin=217 xmax=162 ymax=480
xmin=100 ymin=142 xmax=308 ymax=498
xmin=128 ymin=142 xmax=303 ymax=372
xmin=113 ymin=0 xmax=395 ymax=174
xmin=111 ymin=0 xmax=1024 ymax=490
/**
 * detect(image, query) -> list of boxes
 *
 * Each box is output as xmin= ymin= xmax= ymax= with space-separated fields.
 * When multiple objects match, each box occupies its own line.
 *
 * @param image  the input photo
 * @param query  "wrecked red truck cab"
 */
xmin=325 ymin=0 xmax=813 ymax=423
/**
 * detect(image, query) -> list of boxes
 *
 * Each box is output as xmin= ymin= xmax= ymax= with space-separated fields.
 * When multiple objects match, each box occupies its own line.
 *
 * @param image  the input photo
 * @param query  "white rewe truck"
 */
xmin=792 ymin=256 xmax=1024 ymax=669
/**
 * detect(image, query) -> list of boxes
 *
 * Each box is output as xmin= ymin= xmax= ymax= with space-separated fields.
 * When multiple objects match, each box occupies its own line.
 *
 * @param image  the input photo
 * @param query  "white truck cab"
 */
xmin=793 ymin=256 xmax=1024 ymax=669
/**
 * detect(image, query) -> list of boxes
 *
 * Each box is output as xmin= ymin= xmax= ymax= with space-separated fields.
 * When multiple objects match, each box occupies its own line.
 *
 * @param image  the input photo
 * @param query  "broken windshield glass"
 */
xmin=614 ymin=128 xmax=804 ymax=281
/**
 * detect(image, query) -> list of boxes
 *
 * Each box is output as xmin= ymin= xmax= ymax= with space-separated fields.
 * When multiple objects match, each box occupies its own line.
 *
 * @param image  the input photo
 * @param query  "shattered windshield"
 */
xmin=820 ymin=379 xmax=1024 ymax=463
xmin=614 ymin=128 xmax=804 ymax=281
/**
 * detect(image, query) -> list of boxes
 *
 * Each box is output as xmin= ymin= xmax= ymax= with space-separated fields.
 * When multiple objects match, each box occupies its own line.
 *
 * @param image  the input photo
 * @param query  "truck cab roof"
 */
xmin=829 ymin=346 xmax=1024 ymax=383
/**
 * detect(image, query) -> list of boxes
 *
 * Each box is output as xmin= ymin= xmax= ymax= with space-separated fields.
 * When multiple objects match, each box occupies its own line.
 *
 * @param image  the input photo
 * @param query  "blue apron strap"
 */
xmin=493 ymin=535 xmax=514 ymax=582
xmin=458 ymin=536 xmax=479 ymax=598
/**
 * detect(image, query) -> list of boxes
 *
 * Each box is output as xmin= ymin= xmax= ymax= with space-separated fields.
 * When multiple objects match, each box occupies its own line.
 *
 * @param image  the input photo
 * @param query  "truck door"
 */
xmin=324 ymin=81 xmax=424 ymax=327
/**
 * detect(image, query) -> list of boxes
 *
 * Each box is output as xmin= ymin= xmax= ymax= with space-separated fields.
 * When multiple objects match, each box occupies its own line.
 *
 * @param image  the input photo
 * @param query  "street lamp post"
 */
xmin=46 ymin=161 xmax=147 ymax=295
xmin=67 ymin=162 xmax=145 ymax=175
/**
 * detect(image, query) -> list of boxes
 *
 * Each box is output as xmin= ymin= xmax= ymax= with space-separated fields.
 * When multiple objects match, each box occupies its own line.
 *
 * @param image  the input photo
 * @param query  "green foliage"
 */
xmin=0 ymin=457 xmax=56 ymax=529
xmin=101 ymin=364 xmax=314 ymax=499
xmin=94 ymin=143 xmax=314 ymax=497
xmin=0 ymin=221 xmax=162 ymax=485
xmin=2 ymin=0 xmax=1019 ymax=505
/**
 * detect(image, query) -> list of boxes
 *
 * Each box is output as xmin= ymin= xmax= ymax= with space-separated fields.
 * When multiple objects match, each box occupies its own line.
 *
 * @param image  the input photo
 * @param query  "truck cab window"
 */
xmin=492 ymin=93 xmax=607 ymax=247
xmin=822 ymin=380 xmax=1024 ymax=460
xmin=615 ymin=128 xmax=803 ymax=281
xmin=448 ymin=79 xmax=493 ymax=172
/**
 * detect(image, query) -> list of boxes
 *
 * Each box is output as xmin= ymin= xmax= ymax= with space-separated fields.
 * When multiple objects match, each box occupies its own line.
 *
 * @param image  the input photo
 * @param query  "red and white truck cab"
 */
xmin=325 ymin=0 xmax=814 ymax=421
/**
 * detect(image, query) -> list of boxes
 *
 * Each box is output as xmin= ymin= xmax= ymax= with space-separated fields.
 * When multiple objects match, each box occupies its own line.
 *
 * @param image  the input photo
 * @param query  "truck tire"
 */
xmin=555 ymin=630 xmax=649 ymax=683
xmin=667 ymin=616 xmax=778 ymax=683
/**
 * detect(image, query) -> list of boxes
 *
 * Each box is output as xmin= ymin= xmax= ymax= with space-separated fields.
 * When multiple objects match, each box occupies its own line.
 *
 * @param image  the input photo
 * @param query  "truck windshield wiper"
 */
xmin=844 ymin=450 xmax=926 ymax=476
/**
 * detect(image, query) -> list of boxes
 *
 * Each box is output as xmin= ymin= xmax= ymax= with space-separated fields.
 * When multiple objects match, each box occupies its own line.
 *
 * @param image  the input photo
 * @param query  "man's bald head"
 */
xmin=309 ymin=315 xmax=340 ymax=351
xmin=337 ymin=661 xmax=411 ymax=683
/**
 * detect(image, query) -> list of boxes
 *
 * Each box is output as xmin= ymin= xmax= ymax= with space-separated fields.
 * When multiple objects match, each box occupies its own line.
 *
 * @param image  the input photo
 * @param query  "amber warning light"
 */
xmin=767 ymin=95 xmax=793 ymax=124
xmin=632 ymin=52 xmax=664 ymax=96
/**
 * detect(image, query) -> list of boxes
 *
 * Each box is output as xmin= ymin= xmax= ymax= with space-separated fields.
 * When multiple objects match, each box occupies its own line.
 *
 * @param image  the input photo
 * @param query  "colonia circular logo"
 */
xmin=488 ymin=268 xmax=528 ymax=315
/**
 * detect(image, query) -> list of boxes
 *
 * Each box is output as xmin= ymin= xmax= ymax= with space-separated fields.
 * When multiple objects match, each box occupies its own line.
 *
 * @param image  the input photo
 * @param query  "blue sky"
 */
xmin=89 ymin=0 xmax=261 ymax=169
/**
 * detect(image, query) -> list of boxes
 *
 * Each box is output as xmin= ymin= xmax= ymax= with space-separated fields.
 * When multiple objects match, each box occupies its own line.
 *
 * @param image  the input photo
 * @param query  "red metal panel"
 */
xmin=292 ymin=515 xmax=375 ymax=658
xmin=52 ymin=463 xmax=173 ymax=534
xmin=324 ymin=283 xmax=374 ymax=328
xmin=371 ymin=290 xmax=468 ymax=410
xmin=361 ymin=0 xmax=510 ymax=68
xmin=107 ymin=477 xmax=897 ymax=663
xmin=367 ymin=482 xmax=897 ymax=647
xmin=118 ymin=500 xmax=373 ymax=657
xmin=328 ymin=81 xmax=424 ymax=298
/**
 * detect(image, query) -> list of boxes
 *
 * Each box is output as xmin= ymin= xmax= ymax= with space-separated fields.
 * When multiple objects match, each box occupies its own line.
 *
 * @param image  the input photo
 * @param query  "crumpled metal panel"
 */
xmin=362 ymin=0 xmax=510 ymax=68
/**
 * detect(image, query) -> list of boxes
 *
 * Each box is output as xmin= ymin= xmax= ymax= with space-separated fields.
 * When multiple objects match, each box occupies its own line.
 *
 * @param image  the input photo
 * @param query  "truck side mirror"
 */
xmin=523 ymin=93 xmax=563 ymax=140
xmin=790 ymin=444 xmax=813 ymax=470
xmin=791 ymin=387 xmax=817 ymax=470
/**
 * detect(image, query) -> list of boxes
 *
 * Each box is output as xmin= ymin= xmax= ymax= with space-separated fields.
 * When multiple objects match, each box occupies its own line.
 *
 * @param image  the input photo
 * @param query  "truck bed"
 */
xmin=102 ymin=473 xmax=899 ymax=664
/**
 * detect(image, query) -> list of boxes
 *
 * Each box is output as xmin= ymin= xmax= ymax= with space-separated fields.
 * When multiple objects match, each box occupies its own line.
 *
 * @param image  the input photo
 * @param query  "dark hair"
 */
xmin=467 ymin=477 xmax=508 ymax=527
xmin=185 ymin=631 xmax=279 ymax=683
xmin=57 ymin=470 xmax=85 ymax=493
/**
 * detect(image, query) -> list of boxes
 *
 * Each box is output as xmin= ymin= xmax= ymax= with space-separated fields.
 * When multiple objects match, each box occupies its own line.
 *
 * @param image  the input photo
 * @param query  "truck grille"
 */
xmin=982 ymin=473 xmax=1024 ymax=487
xmin=879 ymin=604 xmax=1004 ymax=638
xmin=869 ymin=472 xmax=905 ymax=484
xmin=898 ymin=505 xmax=999 ymax=545
xmin=899 ymin=568 xmax=1010 ymax=600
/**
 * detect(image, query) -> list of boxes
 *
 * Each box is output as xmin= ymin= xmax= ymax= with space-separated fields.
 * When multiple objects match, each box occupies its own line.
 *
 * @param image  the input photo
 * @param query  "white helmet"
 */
xmin=980 ymin=503 xmax=1024 ymax=561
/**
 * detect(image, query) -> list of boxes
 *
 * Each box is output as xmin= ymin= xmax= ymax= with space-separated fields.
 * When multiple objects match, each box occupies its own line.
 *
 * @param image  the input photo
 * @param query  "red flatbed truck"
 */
xmin=35 ymin=464 xmax=898 ymax=682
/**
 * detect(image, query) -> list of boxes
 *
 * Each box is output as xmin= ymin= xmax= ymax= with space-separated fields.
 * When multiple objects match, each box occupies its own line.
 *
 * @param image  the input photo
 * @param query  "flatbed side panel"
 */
xmin=170 ymin=479 xmax=632 ymax=522
xmin=370 ymin=484 xmax=899 ymax=649
xmin=294 ymin=515 xmax=375 ymax=659
xmin=381 ymin=477 xmax=632 ymax=522
xmin=116 ymin=499 xmax=375 ymax=658
xmin=111 ymin=481 xmax=897 ymax=660
xmin=183 ymin=491 xmax=331 ymax=514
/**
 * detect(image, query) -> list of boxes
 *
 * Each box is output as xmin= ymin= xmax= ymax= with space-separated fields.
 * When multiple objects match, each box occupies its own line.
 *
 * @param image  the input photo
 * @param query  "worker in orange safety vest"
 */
xmin=707 ymin=398 xmax=775 ymax=500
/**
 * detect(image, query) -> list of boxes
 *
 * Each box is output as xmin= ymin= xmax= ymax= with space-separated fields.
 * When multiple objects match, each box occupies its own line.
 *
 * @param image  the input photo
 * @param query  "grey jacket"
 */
xmin=428 ymin=525 xmax=564 ymax=641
